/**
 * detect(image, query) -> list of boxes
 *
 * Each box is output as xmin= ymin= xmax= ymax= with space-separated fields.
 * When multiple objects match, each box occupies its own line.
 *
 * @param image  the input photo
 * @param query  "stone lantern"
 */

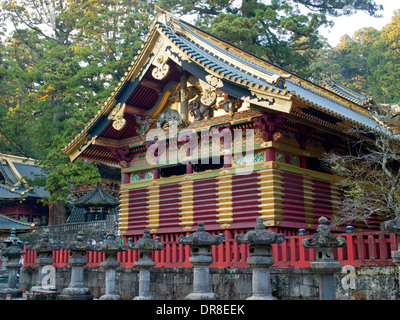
xmin=0 ymin=238 xmax=25 ymax=298
xmin=302 ymin=216 xmax=346 ymax=300
xmin=1 ymin=228 xmax=22 ymax=280
xmin=59 ymin=231 xmax=93 ymax=300
xmin=95 ymin=231 xmax=127 ymax=300
xmin=236 ymin=217 xmax=285 ymax=300
xmin=28 ymin=229 xmax=60 ymax=294
xmin=179 ymin=222 xmax=224 ymax=300
xmin=381 ymin=216 xmax=400 ymax=284
xmin=129 ymin=229 xmax=163 ymax=300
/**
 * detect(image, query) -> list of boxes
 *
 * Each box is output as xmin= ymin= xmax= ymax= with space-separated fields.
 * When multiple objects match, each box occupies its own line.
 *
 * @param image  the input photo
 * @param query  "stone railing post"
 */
xmin=302 ymin=216 xmax=346 ymax=300
xmin=94 ymin=231 xmax=127 ymax=300
xmin=128 ymin=229 xmax=163 ymax=300
xmin=0 ymin=238 xmax=25 ymax=298
xmin=381 ymin=216 xmax=400 ymax=285
xmin=1 ymin=228 xmax=23 ymax=280
xmin=59 ymin=231 xmax=93 ymax=300
xmin=236 ymin=217 xmax=285 ymax=300
xmin=179 ymin=222 xmax=224 ymax=300
xmin=28 ymin=229 xmax=60 ymax=296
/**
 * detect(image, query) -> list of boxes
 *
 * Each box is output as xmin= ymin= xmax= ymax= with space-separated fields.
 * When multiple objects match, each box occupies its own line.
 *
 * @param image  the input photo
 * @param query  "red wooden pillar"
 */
xmin=298 ymin=236 xmax=307 ymax=267
xmin=224 ymin=229 xmax=231 ymax=266
xmin=368 ymin=234 xmax=377 ymax=260
xmin=172 ymin=234 xmax=177 ymax=264
xmin=357 ymin=234 xmax=366 ymax=260
xmin=265 ymin=147 xmax=275 ymax=161
xmin=378 ymin=233 xmax=388 ymax=260
xmin=178 ymin=235 xmax=184 ymax=263
xmin=166 ymin=234 xmax=171 ymax=263
xmin=289 ymin=238 xmax=296 ymax=263
xmin=184 ymin=232 xmax=191 ymax=267
xmin=346 ymin=233 xmax=356 ymax=262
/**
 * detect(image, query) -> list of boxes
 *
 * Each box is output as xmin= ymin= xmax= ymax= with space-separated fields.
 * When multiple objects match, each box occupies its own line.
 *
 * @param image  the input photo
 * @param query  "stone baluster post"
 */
xmin=236 ymin=217 xmax=285 ymax=300
xmin=59 ymin=231 xmax=93 ymax=300
xmin=129 ymin=229 xmax=163 ymax=300
xmin=0 ymin=242 xmax=7 ymax=277
xmin=95 ymin=231 xmax=127 ymax=300
xmin=0 ymin=228 xmax=23 ymax=280
xmin=29 ymin=229 xmax=60 ymax=294
xmin=0 ymin=239 xmax=25 ymax=298
xmin=381 ymin=216 xmax=400 ymax=286
xmin=302 ymin=216 xmax=346 ymax=300
xmin=179 ymin=222 xmax=224 ymax=300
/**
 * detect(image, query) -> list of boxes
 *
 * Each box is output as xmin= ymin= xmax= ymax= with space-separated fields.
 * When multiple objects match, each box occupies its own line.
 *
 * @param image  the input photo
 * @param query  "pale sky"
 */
xmin=188 ymin=0 xmax=400 ymax=47
xmin=321 ymin=0 xmax=400 ymax=46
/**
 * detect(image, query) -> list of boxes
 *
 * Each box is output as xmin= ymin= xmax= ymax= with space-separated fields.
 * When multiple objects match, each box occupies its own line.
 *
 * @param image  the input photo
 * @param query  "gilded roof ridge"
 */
xmin=174 ymin=15 xmax=375 ymax=117
xmin=63 ymin=7 xmax=384 ymax=162
xmin=0 ymin=213 xmax=34 ymax=227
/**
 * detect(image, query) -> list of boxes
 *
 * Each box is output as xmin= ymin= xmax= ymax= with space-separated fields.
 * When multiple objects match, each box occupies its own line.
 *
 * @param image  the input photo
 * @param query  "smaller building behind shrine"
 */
xmin=0 ymin=214 xmax=34 ymax=239
xmin=67 ymin=184 xmax=119 ymax=224
xmin=0 ymin=153 xmax=49 ymax=227
xmin=66 ymin=163 xmax=121 ymax=225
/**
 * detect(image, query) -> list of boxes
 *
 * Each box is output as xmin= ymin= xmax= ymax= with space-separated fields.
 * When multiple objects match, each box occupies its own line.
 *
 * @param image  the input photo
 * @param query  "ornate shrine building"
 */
xmin=67 ymin=185 xmax=119 ymax=224
xmin=63 ymin=9 xmax=385 ymax=239
xmin=66 ymin=163 xmax=121 ymax=224
xmin=0 ymin=154 xmax=49 ymax=226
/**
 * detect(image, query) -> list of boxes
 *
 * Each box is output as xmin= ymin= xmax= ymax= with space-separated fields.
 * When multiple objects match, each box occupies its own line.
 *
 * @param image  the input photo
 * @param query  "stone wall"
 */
xmin=336 ymin=266 xmax=399 ymax=300
xmin=19 ymin=265 xmax=399 ymax=300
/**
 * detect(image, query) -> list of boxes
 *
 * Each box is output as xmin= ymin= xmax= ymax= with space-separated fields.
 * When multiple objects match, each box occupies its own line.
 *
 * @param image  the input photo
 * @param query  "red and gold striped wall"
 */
xmin=119 ymin=160 xmax=342 ymax=237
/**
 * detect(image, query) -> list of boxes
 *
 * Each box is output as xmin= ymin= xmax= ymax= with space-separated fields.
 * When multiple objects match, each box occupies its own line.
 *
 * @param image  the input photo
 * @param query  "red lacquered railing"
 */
xmin=22 ymin=231 xmax=398 ymax=269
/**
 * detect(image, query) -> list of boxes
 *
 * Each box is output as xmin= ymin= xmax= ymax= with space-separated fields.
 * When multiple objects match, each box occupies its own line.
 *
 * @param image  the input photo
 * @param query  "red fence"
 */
xmin=22 ymin=231 xmax=398 ymax=269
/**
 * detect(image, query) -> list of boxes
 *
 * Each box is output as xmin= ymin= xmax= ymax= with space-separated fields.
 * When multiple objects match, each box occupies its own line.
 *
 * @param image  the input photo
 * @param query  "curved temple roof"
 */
xmin=0 ymin=213 xmax=34 ymax=231
xmin=63 ymin=8 xmax=386 ymax=165
xmin=0 ymin=153 xmax=49 ymax=200
xmin=73 ymin=185 xmax=119 ymax=207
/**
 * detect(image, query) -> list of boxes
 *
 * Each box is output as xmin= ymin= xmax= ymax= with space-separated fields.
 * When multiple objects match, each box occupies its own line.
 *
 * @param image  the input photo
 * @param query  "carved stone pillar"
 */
xmin=29 ymin=230 xmax=60 ymax=294
xmin=381 ymin=216 xmax=400 ymax=286
xmin=59 ymin=231 xmax=93 ymax=300
xmin=129 ymin=229 xmax=163 ymax=300
xmin=179 ymin=222 xmax=224 ymax=300
xmin=302 ymin=217 xmax=346 ymax=300
xmin=236 ymin=217 xmax=285 ymax=300
xmin=0 ymin=239 xmax=25 ymax=298
xmin=95 ymin=232 xmax=127 ymax=300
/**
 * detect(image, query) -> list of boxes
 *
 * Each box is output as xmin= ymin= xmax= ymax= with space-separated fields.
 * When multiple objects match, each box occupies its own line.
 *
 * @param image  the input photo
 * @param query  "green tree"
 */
xmin=369 ymin=10 xmax=400 ymax=103
xmin=313 ymin=27 xmax=379 ymax=93
xmin=0 ymin=0 xmax=157 ymax=224
xmin=314 ymin=9 xmax=400 ymax=104
xmin=158 ymin=0 xmax=382 ymax=77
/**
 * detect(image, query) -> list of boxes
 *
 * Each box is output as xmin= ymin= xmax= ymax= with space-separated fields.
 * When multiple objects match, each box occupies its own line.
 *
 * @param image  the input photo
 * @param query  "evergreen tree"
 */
xmin=0 ymin=0 xmax=385 ymax=225
xmin=314 ymin=9 xmax=400 ymax=104
xmin=0 ymin=0 xmax=157 ymax=224
xmin=158 ymin=0 xmax=382 ymax=77
xmin=369 ymin=10 xmax=400 ymax=103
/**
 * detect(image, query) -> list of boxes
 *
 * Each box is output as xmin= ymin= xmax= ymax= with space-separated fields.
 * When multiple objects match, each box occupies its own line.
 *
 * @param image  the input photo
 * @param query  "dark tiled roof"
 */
xmin=0 ymin=213 xmax=34 ymax=230
xmin=66 ymin=206 xmax=118 ymax=224
xmin=0 ymin=185 xmax=26 ymax=198
xmin=321 ymin=75 xmax=373 ymax=106
xmin=158 ymin=19 xmax=382 ymax=131
xmin=63 ymin=11 xmax=388 ymax=162
xmin=73 ymin=185 xmax=119 ymax=207
xmin=0 ymin=163 xmax=19 ymax=185
xmin=0 ymin=154 xmax=49 ymax=200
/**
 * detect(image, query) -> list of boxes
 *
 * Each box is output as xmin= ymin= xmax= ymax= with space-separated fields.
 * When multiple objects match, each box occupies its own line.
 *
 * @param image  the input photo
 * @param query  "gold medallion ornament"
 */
xmin=108 ymin=103 xmax=126 ymax=131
